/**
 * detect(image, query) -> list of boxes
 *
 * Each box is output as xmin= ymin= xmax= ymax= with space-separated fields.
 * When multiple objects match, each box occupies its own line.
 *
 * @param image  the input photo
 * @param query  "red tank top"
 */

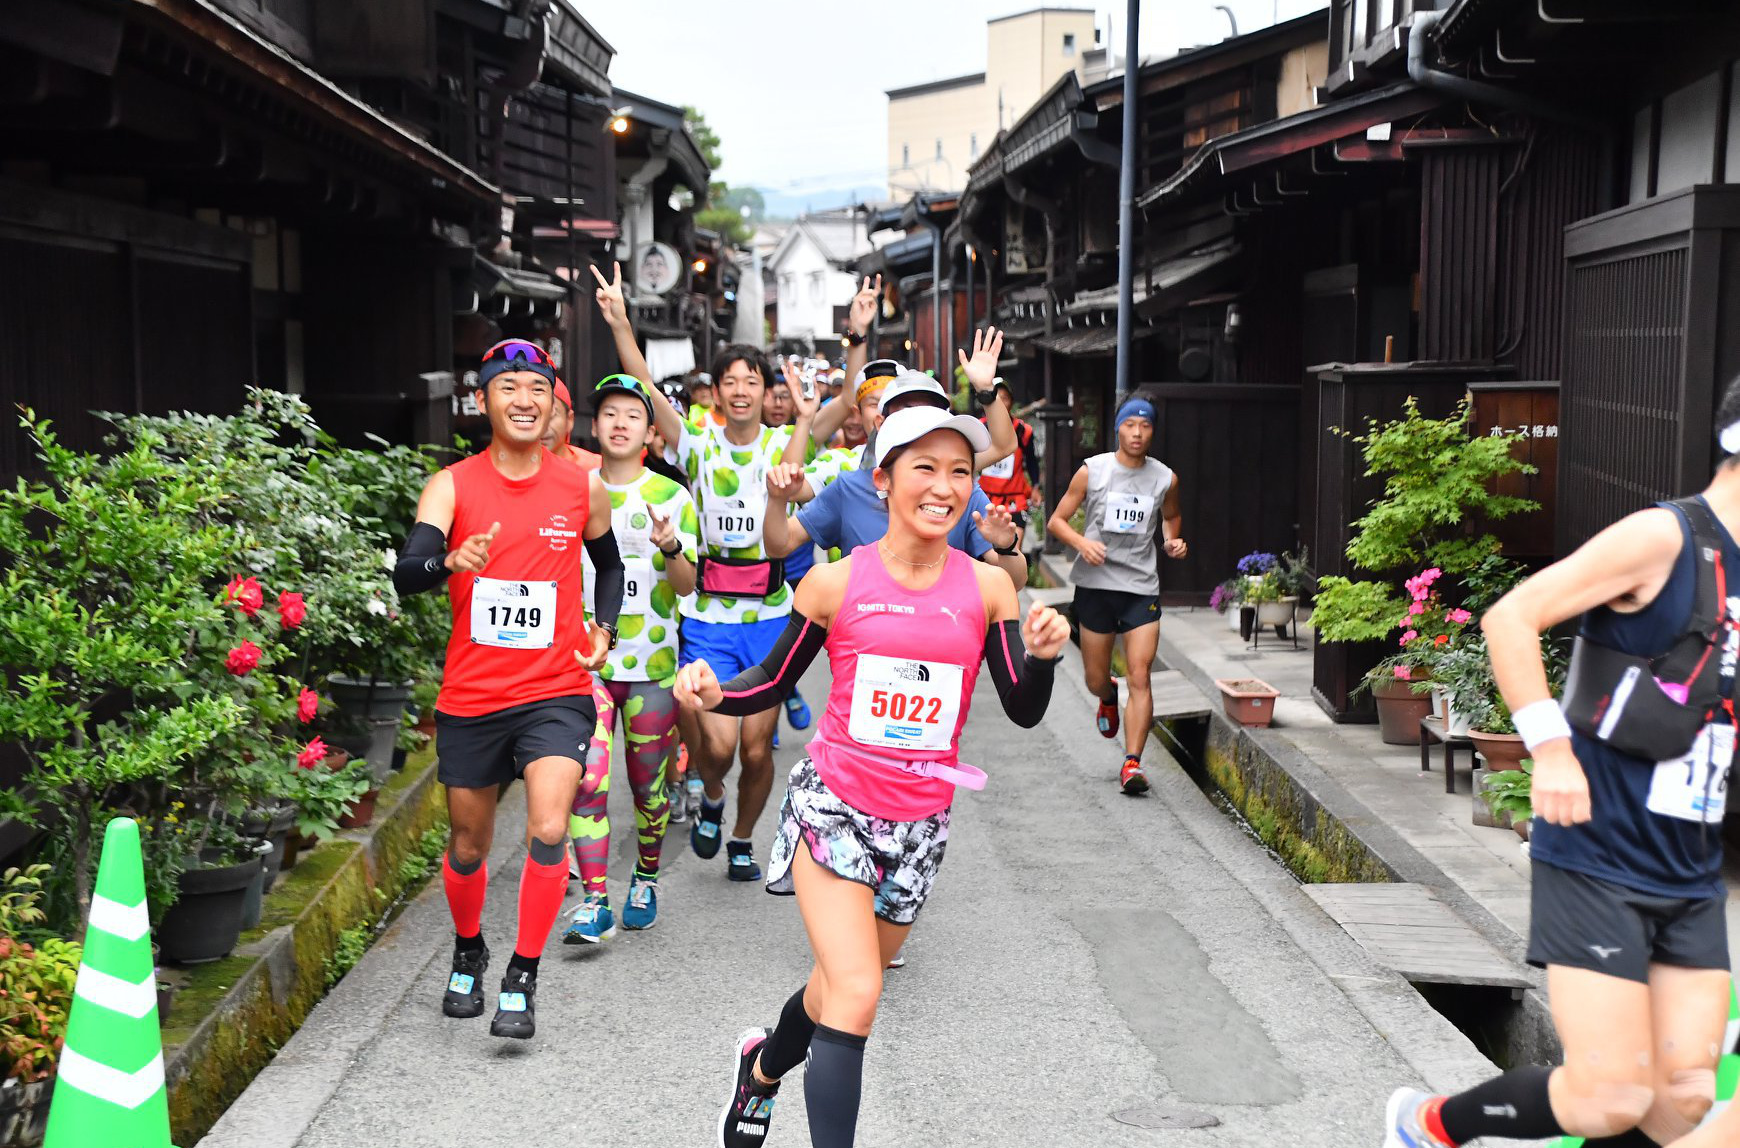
xmin=436 ymin=449 xmax=593 ymax=717
xmin=977 ymin=419 xmax=1033 ymax=509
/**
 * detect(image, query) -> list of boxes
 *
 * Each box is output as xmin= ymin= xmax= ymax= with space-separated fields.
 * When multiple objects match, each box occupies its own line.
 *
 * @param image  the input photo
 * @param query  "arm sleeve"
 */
xmin=584 ymin=529 xmax=625 ymax=630
xmin=713 ymin=611 xmax=829 ymax=716
xmin=796 ymin=478 xmax=845 ymax=551
xmin=982 ymin=619 xmax=1057 ymax=728
xmin=393 ymin=522 xmax=451 ymax=596
xmin=1021 ymin=426 xmax=1041 ymax=487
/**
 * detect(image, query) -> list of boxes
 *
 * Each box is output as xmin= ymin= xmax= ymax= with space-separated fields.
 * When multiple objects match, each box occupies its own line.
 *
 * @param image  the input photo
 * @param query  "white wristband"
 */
xmin=1512 ymin=698 xmax=1573 ymax=752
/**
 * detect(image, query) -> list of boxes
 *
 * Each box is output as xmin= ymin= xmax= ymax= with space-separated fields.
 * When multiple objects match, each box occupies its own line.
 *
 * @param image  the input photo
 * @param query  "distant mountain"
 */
xmin=753 ymin=184 xmax=888 ymax=221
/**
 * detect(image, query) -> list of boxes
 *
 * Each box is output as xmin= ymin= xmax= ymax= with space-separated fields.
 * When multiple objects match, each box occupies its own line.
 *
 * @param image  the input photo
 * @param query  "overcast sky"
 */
xmin=593 ymin=1 xmax=1327 ymax=194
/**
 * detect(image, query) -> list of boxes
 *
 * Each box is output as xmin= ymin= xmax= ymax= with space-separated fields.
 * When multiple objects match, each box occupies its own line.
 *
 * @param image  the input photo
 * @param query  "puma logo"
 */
xmin=939 ymin=605 xmax=962 ymax=625
xmin=1588 ymin=945 xmax=1623 ymax=961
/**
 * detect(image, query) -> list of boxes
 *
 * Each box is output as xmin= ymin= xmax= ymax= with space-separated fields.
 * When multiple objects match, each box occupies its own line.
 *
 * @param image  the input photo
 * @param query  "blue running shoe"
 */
xmin=692 ymin=798 xmax=724 ymax=859
xmin=561 ymin=895 xmax=615 ymax=945
xmin=784 ymin=690 xmax=812 ymax=730
xmin=727 ymin=841 xmax=761 ymax=883
xmin=1382 ymin=1087 xmax=1452 ymax=1148
xmin=623 ymin=872 xmax=658 ymax=930
xmin=772 ymin=728 xmax=780 ymax=749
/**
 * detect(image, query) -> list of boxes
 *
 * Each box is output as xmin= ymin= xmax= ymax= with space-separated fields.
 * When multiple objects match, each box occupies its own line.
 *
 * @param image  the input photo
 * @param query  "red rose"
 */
xmin=225 ymin=640 xmax=262 ymax=675
xmin=297 ymin=687 xmax=319 ymax=724
xmin=225 ymin=575 xmax=264 ymax=616
xmin=296 ymin=737 xmax=328 ymax=770
xmin=277 ymin=591 xmax=307 ymax=630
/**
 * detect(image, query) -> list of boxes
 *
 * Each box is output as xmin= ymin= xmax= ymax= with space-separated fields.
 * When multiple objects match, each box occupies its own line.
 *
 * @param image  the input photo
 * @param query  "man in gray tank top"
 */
xmin=1046 ymin=397 xmax=1186 ymax=794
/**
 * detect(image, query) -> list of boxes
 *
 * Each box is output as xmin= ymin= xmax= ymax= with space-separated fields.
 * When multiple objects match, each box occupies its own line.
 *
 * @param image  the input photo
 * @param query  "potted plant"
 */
xmin=284 ymin=743 xmax=372 ymax=841
xmin=1214 ymin=679 xmax=1281 ymax=727
xmin=156 ymin=820 xmax=266 ymax=964
xmin=1309 ymin=398 xmax=1538 ymax=720
xmin=1277 ymin=547 xmax=1317 ymax=628
xmin=0 ymin=866 xmax=80 ymax=1148
xmin=1210 ymin=579 xmax=1245 ymax=634
xmin=1480 ymin=760 xmax=1534 ymax=839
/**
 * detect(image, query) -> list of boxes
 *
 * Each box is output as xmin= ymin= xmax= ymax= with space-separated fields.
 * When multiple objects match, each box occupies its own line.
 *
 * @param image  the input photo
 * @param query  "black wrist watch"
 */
xmin=598 ymin=621 xmax=619 ymax=650
xmin=658 ymin=541 xmax=682 ymax=558
xmin=843 ymin=328 xmax=866 ymax=347
xmin=993 ymin=539 xmax=1021 ymax=556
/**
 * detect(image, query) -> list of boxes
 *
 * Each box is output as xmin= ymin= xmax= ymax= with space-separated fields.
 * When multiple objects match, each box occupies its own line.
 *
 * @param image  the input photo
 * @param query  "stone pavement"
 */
xmin=201 ymin=602 xmax=1517 ymax=1147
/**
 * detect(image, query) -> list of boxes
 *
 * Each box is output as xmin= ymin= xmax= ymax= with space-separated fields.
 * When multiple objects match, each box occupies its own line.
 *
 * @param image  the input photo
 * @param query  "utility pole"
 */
xmin=1113 ymin=0 xmax=1140 ymax=403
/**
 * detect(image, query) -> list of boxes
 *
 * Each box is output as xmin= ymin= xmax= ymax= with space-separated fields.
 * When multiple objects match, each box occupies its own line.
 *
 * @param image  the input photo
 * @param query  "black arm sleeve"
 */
xmin=393 ymin=522 xmax=451 ymax=596
xmin=983 ymin=619 xmax=1058 ymax=728
xmin=584 ymin=528 xmax=625 ymax=631
xmin=713 ymin=612 xmax=829 ymax=716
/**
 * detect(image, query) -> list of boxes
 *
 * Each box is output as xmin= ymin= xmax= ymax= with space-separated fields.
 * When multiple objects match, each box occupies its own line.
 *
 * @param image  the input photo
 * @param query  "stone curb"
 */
xmin=161 ymin=753 xmax=447 ymax=1144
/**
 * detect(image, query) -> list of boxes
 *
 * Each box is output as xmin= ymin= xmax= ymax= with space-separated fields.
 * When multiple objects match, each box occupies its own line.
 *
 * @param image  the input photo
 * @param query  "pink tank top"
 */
xmin=810 ymin=544 xmax=988 ymax=821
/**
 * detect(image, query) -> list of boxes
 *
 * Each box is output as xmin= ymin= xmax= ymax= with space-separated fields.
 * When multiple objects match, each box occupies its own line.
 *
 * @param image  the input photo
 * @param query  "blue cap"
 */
xmin=1116 ymin=398 xmax=1156 ymax=428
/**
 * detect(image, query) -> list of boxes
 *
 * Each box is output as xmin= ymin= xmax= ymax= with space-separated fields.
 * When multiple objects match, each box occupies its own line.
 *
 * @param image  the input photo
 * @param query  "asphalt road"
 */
xmin=202 ymin=631 xmax=1511 ymax=1148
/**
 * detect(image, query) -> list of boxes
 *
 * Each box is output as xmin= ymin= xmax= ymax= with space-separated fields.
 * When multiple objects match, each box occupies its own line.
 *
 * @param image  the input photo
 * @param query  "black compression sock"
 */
xmin=804 ymin=1025 xmax=867 ymax=1148
xmin=506 ymin=952 xmax=539 ymax=976
xmin=757 ymin=987 xmax=819 ymax=1080
xmin=455 ymin=931 xmax=485 ymax=954
xmin=1579 ymin=1132 xmax=1661 ymax=1147
xmin=1440 ymin=1065 xmax=1564 ymax=1143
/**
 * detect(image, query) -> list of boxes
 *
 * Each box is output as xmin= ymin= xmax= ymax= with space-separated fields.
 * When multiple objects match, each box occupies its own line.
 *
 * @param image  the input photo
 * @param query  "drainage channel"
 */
xmin=1152 ymin=709 xmax=1542 ymax=1071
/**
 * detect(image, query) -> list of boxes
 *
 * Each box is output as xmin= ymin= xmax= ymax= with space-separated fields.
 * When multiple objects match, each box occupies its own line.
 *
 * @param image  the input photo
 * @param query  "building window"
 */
xmin=1063 ymin=32 xmax=1076 ymax=56
xmin=902 ymin=143 xmax=909 ymax=166
xmin=970 ymin=132 xmax=979 ymax=159
xmin=935 ymin=139 xmax=943 ymax=160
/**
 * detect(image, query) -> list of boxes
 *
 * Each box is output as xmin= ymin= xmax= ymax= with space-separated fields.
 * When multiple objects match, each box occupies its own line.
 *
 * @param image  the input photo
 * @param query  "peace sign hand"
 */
xmin=445 ymin=521 xmax=500 ymax=574
xmin=848 ymin=274 xmax=881 ymax=336
xmin=649 ymin=508 xmax=679 ymax=554
xmin=959 ymin=326 xmax=1005 ymax=395
xmin=591 ymin=262 xmax=628 ymax=329
xmin=784 ymin=359 xmax=819 ymax=422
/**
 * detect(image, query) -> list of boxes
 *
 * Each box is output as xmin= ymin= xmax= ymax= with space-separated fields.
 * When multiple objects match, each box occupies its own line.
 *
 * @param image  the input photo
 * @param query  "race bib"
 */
xmin=1646 ymin=723 xmax=1733 ymax=824
xmin=704 ymin=499 xmax=765 ymax=548
xmin=470 ymin=577 xmax=556 ymax=649
xmin=848 ymin=654 xmax=963 ymax=752
xmin=620 ymin=557 xmax=654 ymax=615
xmin=1103 ymin=492 xmax=1154 ymax=536
xmin=982 ymin=453 xmax=1016 ymax=480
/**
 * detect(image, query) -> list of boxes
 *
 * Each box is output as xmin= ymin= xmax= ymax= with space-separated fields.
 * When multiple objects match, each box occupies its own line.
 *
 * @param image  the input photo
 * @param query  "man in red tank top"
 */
xmin=392 ymin=338 xmax=624 ymax=1041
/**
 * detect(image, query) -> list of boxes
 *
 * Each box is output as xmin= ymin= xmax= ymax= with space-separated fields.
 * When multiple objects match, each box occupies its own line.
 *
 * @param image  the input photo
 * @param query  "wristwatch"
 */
xmin=842 ymin=328 xmax=866 ymax=347
xmin=993 ymin=539 xmax=1022 ymax=557
xmin=658 ymin=541 xmax=683 ymax=558
xmin=597 ymin=621 xmax=619 ymax=650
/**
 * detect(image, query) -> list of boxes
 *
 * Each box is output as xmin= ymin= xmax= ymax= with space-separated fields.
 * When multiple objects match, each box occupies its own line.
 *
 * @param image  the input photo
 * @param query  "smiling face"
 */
xmin=595 ymin=392 xmax=651 ymax=460
xmin=1117 ymin=415 xmax=1154 ymax=457
xmin=874 ymin=428 xmax=975 ymax=542
xmin=762 ymin=381 xmax=793 ymax=427
xmin=841 ymin=402 xmax=866 ymax=447
xmin=715 ymin=356 xmax=766 ymax=430
xmin=541 ymin=399 xmax=574 ymax=452
xmin=481 ymin=370 xmax=554 ymax=447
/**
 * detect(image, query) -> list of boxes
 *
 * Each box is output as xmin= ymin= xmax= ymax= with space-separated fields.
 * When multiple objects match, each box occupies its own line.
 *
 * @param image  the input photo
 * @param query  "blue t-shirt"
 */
xmin=1531 ymin=499 xmax=1740 ymax=899
xmin=797 ymin=465 xmax=994 ymax=557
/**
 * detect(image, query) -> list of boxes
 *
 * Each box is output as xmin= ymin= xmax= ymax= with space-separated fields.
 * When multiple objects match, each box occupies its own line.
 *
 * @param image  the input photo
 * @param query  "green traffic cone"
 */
xmin=44 ymin=817 xmax=173 ymax=1148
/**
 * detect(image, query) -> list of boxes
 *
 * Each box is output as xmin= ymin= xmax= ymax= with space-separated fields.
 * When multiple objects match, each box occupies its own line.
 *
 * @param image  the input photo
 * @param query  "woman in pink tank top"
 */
xmin=675 ymin=404 xmax=1070 ymax=1148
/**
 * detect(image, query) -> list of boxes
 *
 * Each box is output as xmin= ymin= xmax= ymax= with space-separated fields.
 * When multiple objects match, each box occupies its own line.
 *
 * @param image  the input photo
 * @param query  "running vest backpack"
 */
xmin=1561 ymin=497 xmax=1735 ymax=761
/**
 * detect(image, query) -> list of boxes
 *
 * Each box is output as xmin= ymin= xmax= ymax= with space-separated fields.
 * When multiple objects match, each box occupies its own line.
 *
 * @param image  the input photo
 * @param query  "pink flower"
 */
xmin=225 ymin=575 xmax=264 ymax=616
xmin=1408 ymin=601 xmax=1426 ymax=616
xmin=297 ymin=688 xmax=319 ymax=724
xmin=277 ymin=591 xmax=307 ymax=630
xmin=296 ymin=737 xmax=328 ymax=770
xmin=1401 ymin=630 xmax=1418 ymax=644
xmin=225 ymin=641 xmax=262 ymax=676
xmin=1394 ymin=665 xmax=1412 ymax=680
xmin=1447 ymin=608 xmax=1472 ymax=625
xmin=1420 ymin=567 xmax=1442 ymax=583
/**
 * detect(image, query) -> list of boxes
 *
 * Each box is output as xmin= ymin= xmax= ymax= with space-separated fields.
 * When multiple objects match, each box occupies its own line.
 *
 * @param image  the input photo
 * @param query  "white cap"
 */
xmin=877 ymin=368 xmax=952 ymax=414
xmin=873 ymin=405 xmax=992 ymax=468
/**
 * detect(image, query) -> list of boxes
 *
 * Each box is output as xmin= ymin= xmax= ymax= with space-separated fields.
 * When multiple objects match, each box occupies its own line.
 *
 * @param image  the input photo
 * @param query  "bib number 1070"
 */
xmin=867 ymin=689 xmax=944 ymax=725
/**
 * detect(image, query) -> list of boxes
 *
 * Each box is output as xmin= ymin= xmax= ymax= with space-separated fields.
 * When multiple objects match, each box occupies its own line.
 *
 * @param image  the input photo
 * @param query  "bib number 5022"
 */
xmin=868 ymin=689 xmax=944 ymax=725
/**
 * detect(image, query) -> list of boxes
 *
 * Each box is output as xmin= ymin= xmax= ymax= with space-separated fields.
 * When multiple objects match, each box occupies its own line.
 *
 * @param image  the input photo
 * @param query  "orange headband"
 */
xmin=856 ymin=375 xmax=896 ymax=405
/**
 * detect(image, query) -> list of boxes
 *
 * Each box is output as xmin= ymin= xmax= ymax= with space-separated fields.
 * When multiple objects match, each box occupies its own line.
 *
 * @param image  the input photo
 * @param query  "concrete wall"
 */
xmin=986 ymin=9 xmax=1096 ymax=135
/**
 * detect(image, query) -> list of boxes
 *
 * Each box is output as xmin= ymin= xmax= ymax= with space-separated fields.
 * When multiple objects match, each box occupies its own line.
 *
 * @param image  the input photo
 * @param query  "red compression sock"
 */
xmin=442 ymin=853 xmax=488 ymax=939
xmin=514 ymin=852 xmax=569 ymax=960
xmin=1421 ymin=1096 xmax=1455 ymax=1146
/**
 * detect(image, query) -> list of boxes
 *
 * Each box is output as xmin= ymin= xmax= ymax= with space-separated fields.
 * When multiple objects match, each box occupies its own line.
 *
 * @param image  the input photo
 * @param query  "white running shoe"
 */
xmin=1382 ymin=1087 xmax=1453 ymax=1148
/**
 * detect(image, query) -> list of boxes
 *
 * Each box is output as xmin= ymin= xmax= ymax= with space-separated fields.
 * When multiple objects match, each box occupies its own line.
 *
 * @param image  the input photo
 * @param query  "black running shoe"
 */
xmin=718 ymin=1027 xmax=778 ymax=1148
xmin=490 ymin=967 xmax=536 ymax=1039
xmin=726 ymin=840 xmax=761 ymax=883
xmin=692 ymin=799 xmax=724 ymax=860
xmin=441 ymin=941 xmax=489 ymax=1018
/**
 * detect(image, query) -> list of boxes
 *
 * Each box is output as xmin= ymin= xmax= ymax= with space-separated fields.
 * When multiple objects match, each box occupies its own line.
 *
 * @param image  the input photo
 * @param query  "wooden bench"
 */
xmin=1418 ymin=714 xmax=1474 ymax=795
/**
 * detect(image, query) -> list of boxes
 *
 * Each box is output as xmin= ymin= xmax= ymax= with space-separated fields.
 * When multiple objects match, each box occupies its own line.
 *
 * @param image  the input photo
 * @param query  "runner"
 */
xmin=544 ymin=378 xmax=603 ymax=470
xmin=561 ymin=372 xmax=699 ymax=942
xmin=1381 ymin=385 xmax=1740 ymax=1148
xmin=1045 ymin=397 xmax=1185 ymax=795
xmin=976 ymin=378 xmax=1040 ymax=516
xmin=593 ymin=261 xmax=813 ymax=883
xmin=673 ymin=404 xmax=1070 ymax=1148
xmin=391 ymin=337 xmax=622 ymax=1040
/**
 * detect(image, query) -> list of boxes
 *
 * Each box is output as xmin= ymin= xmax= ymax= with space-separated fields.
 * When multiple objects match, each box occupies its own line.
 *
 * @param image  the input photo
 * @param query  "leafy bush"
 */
xmin=1482 ymin=760 xmax=1534 ymax=823
xmin=0 ymin=868 xmax=81 ymax=1083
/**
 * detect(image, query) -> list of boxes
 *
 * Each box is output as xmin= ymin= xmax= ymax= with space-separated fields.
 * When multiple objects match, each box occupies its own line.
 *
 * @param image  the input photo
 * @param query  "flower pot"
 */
xmin=365 ymin=716 xmax=398 ymax=785
xmin=327 ymin=675 xmax=414 ymax=722
xmin=157 ymin=853 xmax=261 ymax=964
xmin=1468 ymin=729 xmax=1529 ymax=772
xmin=1430 ymin=688 xmax=1476 ymax=738
xmin=0 ymin=1077 xmax=53 ymax=1148
xmin=338 ymin=787 xmax=381 ymax=830
xmin=156 ymin=978 xmax=176 ymax=1023
xmin=391 ymin=744 xmax=408 ymax=773
xmin=1472 ymin=768 xmax=1512 ymax=828
xmin=1238 ymin=606 xmax=1256 ymax=641
xmin=1215 ymin=678 xmax=1280 ymax=728
xmin=1372 ymin=676 xmax=1434 ymax=745
xmin=1255 ymin=597 xmax=1296 ymax=629
xmin=1514 ymin=818 xmax=1532 ymax=841
xmin=413 ymin=705 xmax=437 ymax=737
xmin=1225 ymin=607 xmax=1243 ymax=633
xmin=238 ymin=841 xmax=272 ymax=931
xmin=242 ymin=803 xmax=298 ymax=894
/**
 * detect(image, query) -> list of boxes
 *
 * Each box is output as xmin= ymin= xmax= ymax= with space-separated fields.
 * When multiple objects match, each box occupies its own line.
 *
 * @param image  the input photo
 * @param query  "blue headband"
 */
xmin=1116 ymin=398 xmax=1155 ymax=428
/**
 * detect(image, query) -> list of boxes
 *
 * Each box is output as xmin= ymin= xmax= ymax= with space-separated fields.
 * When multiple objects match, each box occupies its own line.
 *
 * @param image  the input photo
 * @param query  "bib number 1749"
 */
xmin=485 ymin=604 xmax=542 ymax=629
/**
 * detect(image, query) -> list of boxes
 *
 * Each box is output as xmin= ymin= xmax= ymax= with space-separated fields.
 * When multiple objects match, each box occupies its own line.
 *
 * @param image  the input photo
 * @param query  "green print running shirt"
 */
xmin=581 ymin=469 xmax=698 ymax=684
xmin=675 ymin=421 xmax=795 ymax=624
xmin=806 ymin=443 xmax=864 ymax=491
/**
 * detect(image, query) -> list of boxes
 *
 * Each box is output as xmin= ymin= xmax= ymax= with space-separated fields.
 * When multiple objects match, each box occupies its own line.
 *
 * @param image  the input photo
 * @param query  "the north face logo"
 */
xmin=889 ymin=661 xmax=930 ymax=683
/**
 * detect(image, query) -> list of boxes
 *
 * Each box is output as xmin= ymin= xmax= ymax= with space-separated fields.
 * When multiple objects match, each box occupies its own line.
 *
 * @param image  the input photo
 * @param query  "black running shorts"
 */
xmin=1072 ymin=587 xmax=1161 ymax=635
xmin=434 ymin=695 xmax=596 ymax=790
xmin=1526 ymin=858 xmax=1729 ymax=983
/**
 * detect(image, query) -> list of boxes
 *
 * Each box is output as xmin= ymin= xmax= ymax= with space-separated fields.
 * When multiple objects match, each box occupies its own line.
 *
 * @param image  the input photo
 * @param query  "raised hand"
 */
xmin=785 ymin=358 xmax=819 ymax=423
xmin=848 ymin=274 xmax=881 ymax=336
xmin=591 ymin=262 xmax=628 ymax=329
xmin=574 ymin=623 xmax=611 ymax=671
xmin=958 ymin=326 xmax=1005 ymax=394
xmin=445 ymin=521 xmax=500 ymax=574
xmin=1163 ymin=537 xmax=1188 ymax=559
xmin=973 ymin=503 xmax=1018 ymax=551
xmin=1022 ymin=601 xmax=1070 ymax=661
xmin=649 ymin=508 xmax=678 ymax=554
xmin=673 ymin=658 xmax=723 ymax=711
xmin=766 ymin=461 xmax=808 ymax=503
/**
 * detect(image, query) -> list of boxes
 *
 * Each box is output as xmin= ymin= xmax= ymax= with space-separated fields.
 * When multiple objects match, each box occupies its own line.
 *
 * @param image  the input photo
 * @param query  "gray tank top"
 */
xmin=1070 ymin=453 xmax=1173 ymax=595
